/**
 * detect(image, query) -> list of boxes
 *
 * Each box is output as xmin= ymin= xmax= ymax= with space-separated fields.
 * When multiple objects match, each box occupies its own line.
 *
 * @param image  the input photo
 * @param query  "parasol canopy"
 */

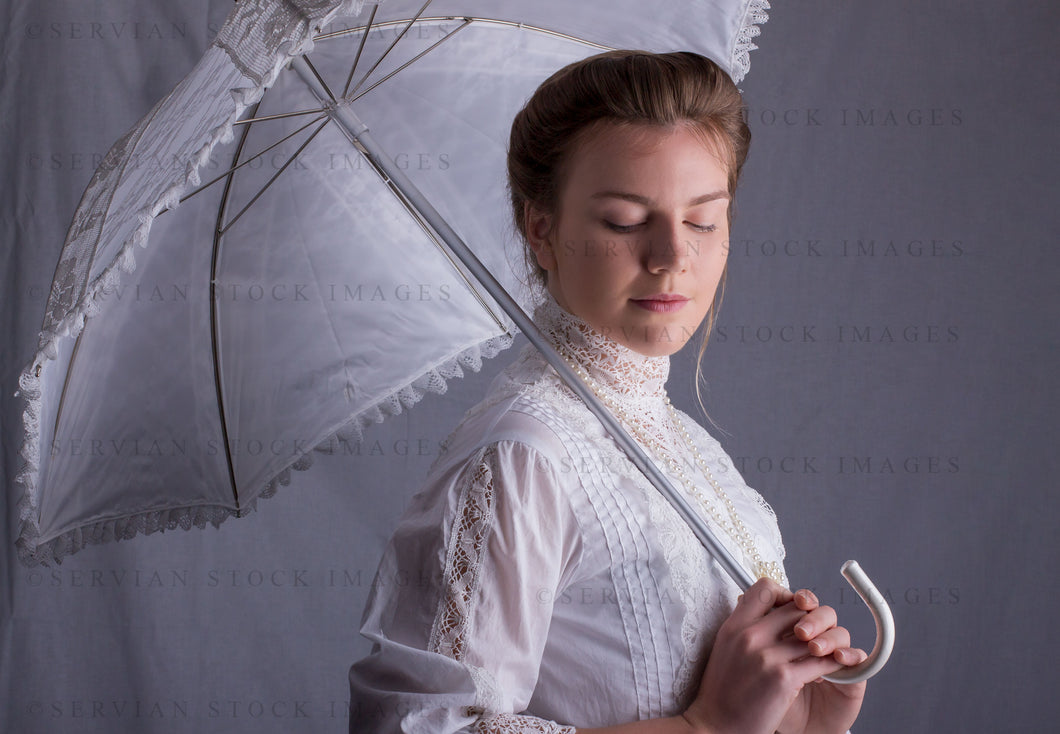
xmin=15 ymin=0 xmax=769 ymax=564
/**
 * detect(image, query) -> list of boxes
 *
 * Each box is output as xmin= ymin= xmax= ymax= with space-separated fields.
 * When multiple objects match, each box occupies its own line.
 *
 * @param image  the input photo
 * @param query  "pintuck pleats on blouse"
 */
xmin=348 ymin=297 xmax=787 ymax=733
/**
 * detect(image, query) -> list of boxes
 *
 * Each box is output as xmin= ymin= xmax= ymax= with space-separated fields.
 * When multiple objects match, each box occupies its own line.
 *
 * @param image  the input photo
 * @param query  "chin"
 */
xmin=635 ymin=342 xmax=687 ymax=358
xmin=619 ymin=314 xmax=701 ymax=357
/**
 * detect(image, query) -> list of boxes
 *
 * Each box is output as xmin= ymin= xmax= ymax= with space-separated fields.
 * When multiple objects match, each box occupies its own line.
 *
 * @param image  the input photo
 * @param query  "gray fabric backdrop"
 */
xmin=2 ymin=1 xmax=1057 ymax=732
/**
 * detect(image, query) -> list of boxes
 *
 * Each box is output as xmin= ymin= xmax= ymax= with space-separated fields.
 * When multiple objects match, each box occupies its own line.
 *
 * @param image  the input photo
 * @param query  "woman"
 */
xmin=349 ymin=50 xmax=867 ymax=734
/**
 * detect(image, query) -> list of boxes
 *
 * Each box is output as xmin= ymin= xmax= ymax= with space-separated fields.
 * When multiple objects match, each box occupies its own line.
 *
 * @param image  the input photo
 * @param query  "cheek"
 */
xmin=569 ymin=259 xmax=613 ymax=301
xmin=695 ymin=241 xmax=728 ymax=276
xmin=563 ymin=244 xmax=629 ymax=287
xmin=713 ymin=232 xmax=731 ymax=267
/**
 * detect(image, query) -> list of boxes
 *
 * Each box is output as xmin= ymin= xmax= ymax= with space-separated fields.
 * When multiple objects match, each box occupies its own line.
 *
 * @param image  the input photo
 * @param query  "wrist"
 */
xmin=678 ymin=711 xmax=720 ymax=734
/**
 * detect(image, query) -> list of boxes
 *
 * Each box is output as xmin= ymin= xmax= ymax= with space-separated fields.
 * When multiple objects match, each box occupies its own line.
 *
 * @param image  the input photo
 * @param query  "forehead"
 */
xmin=561 ymin=121 xmax=731 ymax=195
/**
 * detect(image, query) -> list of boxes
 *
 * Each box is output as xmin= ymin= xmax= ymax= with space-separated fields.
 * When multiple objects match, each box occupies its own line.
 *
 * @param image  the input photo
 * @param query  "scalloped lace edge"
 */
xmin=730 ymin=0 xmax=771 ymax=84
xmin=15 ymin=331 xmax=512 ymax=567
xmin=9 ymin=0 xmax=517 ymax=567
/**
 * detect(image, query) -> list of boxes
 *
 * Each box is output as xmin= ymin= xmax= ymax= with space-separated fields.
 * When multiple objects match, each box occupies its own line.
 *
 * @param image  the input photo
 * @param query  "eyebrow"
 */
xmin=590 ymin=190 xmax=730 ymax=206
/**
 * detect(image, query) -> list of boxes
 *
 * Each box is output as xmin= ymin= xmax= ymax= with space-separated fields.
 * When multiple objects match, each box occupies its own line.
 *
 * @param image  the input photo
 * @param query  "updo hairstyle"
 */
xmin=507 ymin=49 xmax=751 ymax=292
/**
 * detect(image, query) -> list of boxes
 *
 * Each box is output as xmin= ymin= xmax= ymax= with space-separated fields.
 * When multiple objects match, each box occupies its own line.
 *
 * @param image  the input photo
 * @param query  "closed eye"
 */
xmin=604 ymin=220 xmax=644 ymax=234
xmin=687 ymin=223 xmax=717 ymax=233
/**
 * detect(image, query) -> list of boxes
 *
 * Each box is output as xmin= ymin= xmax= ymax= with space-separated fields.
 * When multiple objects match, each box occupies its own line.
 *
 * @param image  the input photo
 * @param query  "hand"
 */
xmin=682 ymin=578 xmax=867 ymax=734
xmin=776 ymin=587 xmax=868 ymax=734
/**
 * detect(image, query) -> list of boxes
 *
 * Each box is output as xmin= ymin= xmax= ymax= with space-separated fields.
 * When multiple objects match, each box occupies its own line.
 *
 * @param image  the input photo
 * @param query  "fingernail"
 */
xmin=808 ymin=639 xmax=824 ymax=654
xmin=796 ymin=622 xmax=813 ymax=638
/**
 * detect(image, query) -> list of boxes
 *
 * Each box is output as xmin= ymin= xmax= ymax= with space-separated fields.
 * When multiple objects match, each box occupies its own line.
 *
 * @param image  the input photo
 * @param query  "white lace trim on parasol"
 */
xmin=14 ymin=0 xmax=511 ymax=567
xmin=730 ymin=0 xmax=771 ymax=83
xmin=15 ymin=330 xmax=511 ymax=567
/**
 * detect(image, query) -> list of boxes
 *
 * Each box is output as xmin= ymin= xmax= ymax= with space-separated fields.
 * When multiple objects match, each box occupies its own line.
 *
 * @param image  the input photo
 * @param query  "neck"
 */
xmin=533 ymin=294 xmax=670 ymax=399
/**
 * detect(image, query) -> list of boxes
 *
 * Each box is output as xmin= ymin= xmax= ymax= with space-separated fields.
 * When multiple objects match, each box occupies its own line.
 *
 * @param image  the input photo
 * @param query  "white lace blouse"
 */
xmin=348 ymin=297 xmax=788 ymax=733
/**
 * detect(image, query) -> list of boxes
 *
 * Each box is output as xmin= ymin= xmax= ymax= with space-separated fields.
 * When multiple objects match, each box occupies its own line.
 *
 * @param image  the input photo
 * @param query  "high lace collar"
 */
xmin=532 ymin=295 xmax=670 ymax=400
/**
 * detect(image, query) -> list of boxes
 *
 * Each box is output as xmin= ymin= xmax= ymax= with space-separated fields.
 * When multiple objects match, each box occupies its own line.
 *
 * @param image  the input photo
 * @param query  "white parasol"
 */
xmin=13 ymin=0 xmax=891 ymax=682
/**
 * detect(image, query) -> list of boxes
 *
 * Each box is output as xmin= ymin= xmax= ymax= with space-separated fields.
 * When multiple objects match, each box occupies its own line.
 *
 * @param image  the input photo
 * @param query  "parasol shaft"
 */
xmin=291 ymin=56 xmax=893 ymax=684
xmin=291 ymin=58 xmax=757 ymax=591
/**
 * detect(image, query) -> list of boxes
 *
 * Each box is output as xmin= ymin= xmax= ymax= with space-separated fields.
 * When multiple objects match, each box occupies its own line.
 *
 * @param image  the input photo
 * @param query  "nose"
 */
xmin=644 ymin=219 xmax=689 ymax=274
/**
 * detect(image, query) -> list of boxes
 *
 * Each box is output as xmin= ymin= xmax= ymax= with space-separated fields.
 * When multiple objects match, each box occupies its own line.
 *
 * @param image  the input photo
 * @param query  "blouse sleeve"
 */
xmin=348 ymin=437 xmax=583 ymax=734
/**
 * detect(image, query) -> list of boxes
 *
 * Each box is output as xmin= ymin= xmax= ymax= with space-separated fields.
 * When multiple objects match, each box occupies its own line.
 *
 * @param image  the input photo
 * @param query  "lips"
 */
xmin=631 ymin=294 xmax=689 ymax=313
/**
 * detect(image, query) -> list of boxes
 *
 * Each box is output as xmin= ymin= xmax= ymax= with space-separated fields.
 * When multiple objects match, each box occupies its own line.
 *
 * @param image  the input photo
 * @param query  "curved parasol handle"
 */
xmin=820 ymin=560 xmax=895 ymax=684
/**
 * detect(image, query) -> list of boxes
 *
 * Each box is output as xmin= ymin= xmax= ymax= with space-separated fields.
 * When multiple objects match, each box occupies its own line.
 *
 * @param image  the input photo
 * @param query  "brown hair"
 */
xmin=507 ymin=50 xmax=750 ymax=410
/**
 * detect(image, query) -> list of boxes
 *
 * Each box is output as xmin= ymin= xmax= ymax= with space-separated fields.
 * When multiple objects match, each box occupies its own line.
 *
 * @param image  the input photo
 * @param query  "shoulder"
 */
xmin=432 ymin=404 xmax=575 ymax=510
xmin=432 ymin=345 xmax=582 ymax=475
xmin=411 ymin=366 xmax=582 ymax=514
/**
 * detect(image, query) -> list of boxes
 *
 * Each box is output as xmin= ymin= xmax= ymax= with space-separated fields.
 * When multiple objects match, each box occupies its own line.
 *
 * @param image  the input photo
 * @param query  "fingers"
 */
xmin=753 ymin=635 xmax=867 ymax=690
xmin=769 ymin=598 xmax=852 ymax=661
xmin=834 ymin=647 xmax=868 ymax=666
xmin=793 ymin=588 xmax=819 ymax=612
xmin=791 ymin=647 xmax=866 ymax=683
xmin=731 ymin=581 xmax=865 ymax=671
xmin=774 ymin=625 xmax=847 ymax=661
xmin=790 ymin=603 xmax=854 ymax=660
xmin=731 ymin=589 xmax=835 ymax=648
xmin=792 ymin=603 xmax=837 ymax=642
xmin=788 ymin=637 xmax=868 ymax=672
xmin=804 ymin=626 xmax=848 ymax=657
xmin=730 ymin=578 xmax=794 ymax=625
xmin=804 ymin=646 xmax=870 ymax=685
xmin=733 ymin=581 xmax=822 ymax=618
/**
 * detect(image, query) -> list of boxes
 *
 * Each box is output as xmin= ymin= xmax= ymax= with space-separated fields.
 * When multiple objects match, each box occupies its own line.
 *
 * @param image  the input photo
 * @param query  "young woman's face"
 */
xmin=527 ymin=122 xmax=731 ymax=357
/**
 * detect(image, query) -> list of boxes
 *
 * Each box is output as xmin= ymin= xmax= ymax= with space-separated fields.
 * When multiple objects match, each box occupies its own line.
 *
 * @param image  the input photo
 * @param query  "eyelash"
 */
xmin=604 ymin=221 xmax=716 ymax=234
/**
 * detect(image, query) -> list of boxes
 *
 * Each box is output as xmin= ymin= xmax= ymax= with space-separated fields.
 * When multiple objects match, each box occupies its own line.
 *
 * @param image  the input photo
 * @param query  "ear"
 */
xmin=523 ymin=201 xmax=557 ymax=271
